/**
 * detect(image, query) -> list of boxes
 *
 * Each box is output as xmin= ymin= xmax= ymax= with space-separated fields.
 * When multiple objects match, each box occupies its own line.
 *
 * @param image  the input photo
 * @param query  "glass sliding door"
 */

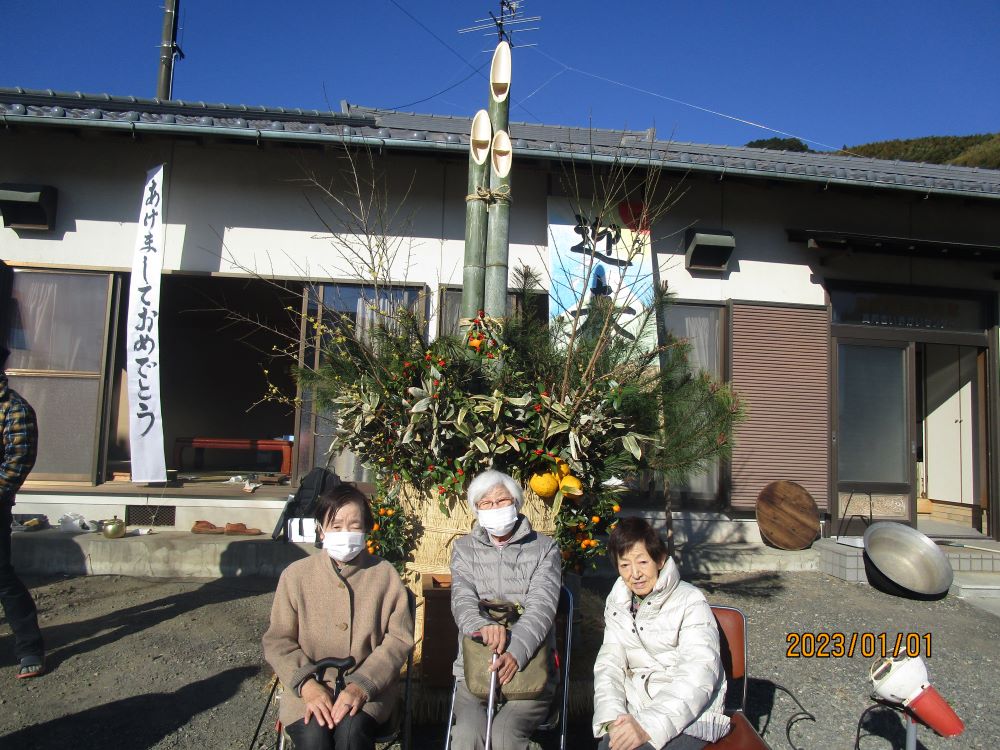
xmin=835 ymin=341 xmax=914 ymax=526
xmin=662 ymin=303 xmax=725 ymax=508
xmin=6 ymin=269 xmax=115 ymax=482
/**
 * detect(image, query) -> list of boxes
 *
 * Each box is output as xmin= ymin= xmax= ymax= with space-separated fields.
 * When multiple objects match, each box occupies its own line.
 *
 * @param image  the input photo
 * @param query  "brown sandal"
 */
xmin=224 ymin=522 xmax=263 ymax=536
xmin=191 ymin=520 xmax=225 ymax=535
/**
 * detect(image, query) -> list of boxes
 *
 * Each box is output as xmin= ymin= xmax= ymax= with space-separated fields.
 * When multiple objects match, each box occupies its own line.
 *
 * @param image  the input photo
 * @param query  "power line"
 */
xmin=531 ymin=47 xmax=857 ymax=154
xmin=385 ymin=61 xmax=489 ymax=110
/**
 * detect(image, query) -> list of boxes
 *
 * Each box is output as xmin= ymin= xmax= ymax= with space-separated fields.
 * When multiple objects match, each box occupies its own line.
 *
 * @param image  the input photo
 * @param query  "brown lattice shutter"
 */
xmin=729 ymin=303 xmax=830 ymax=511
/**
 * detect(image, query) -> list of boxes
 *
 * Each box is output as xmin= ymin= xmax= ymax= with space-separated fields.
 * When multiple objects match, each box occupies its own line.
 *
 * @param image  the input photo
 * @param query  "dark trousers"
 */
xmin=0 ymin=505 xmax=44 ymax=663
xmin=284 ymin=712 xmax=377 ymax=750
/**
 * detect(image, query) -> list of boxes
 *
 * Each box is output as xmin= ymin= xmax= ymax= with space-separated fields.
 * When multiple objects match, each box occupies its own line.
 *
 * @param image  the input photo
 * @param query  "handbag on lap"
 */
xmin=462 ymin=599 xmax=554 ymax=701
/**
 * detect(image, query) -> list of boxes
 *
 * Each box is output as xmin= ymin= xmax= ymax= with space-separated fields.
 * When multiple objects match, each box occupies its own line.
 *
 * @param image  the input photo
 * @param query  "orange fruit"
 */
xmin=528 ymin=471 xmax=560 ymax=499
xmin=559 ymin=475 xmax=583 ymax=497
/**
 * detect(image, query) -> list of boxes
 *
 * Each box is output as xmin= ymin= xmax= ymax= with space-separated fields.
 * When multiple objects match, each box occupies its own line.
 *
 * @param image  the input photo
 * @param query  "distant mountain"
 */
xmin=744 ymin=134 xmax=1000 ymax=170
xmin=843 ymin=134 xmax=1000 ymax=169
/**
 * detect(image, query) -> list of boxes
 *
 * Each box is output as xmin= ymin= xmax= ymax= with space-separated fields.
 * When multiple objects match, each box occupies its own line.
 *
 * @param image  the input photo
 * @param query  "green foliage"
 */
xmin=367 ymin=481 xmax=415 ymax=575
xmin=948 ymin=135 xmax=1000 ymax=170
xmin=842 ymin=133 xmax=999 ymax=167
xmin=745 ymin=137 xmax=811 ymax=152
xmin=294 ymin=270 xmax=742 ymax=573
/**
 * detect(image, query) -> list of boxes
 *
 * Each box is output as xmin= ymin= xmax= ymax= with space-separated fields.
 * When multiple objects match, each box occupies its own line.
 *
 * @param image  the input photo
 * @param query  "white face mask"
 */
xmin=477 ymin=504 xmax=519 ymax=537
xmin=322 ymin=531 xmax=366 ymax=562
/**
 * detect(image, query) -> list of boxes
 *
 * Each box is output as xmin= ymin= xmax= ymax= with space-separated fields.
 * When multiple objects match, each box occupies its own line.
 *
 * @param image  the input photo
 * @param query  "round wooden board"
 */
xmin=756 ymin=480 xmax=820 ymax=550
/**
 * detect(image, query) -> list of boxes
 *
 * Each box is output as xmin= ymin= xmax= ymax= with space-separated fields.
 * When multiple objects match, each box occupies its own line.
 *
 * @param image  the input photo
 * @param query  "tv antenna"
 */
xmin=458 ymin=0 xmax=540 ymax=50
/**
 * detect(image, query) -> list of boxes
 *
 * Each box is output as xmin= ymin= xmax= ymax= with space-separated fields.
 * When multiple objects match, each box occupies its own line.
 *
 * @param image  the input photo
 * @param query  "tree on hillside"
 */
xmin=842 ymin=133 xmax=997 ymax=166
xmin=744 ymin=137 xmax=810 ymax=152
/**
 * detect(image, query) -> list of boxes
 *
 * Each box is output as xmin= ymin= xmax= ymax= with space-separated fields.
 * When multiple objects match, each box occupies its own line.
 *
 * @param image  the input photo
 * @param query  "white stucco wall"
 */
xmin=3 ymin=127 xmax=999 ymax=314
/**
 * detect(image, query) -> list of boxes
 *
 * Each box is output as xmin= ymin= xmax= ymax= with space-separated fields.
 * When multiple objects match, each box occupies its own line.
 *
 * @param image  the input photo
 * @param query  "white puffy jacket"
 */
xmin=592 ymin=558 xmax=730 ymax=747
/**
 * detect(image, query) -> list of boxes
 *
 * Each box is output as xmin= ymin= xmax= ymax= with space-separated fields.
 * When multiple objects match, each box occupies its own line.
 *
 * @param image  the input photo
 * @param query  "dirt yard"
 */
xmin=1 ymin=572 xmax=998 ymax=749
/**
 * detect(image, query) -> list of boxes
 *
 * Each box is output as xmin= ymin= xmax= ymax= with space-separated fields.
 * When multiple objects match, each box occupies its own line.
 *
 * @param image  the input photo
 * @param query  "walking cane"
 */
xmin=484 ymin=651 xmax=499 ymax=750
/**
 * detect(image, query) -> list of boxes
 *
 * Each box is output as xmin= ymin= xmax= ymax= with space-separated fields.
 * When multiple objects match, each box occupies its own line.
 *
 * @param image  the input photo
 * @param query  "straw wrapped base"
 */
xmin=401 ymin=483 xmax=558 ymax=682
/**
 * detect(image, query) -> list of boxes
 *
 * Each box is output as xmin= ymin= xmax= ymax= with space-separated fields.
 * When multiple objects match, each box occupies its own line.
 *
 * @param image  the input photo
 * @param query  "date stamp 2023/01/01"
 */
xmin=786 ymin=632 xmax=932 ymax=659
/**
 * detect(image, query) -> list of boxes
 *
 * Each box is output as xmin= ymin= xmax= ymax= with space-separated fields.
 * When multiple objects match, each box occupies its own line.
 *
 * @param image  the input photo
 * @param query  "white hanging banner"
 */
xmin=126 ymin=164 xmax=167 ymax=482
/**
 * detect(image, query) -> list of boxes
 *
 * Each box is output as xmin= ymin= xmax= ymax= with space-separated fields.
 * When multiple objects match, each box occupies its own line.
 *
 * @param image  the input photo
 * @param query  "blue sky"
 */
xmin=3 ymin=1 xmax=998 ymax=150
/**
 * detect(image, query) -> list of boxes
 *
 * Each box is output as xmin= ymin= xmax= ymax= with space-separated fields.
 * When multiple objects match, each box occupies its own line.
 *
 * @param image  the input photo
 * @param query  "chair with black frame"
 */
xmin=260 ymin=590 xmax=416 ymax=750
xmin=705 ymin=605 xmax=771 ymax=750
xmin=443 ymin=585 xmax=574 ymax=750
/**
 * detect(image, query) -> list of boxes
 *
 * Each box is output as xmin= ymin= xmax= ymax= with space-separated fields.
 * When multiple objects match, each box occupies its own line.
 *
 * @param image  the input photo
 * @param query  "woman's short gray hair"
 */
xmin=466 ymin=470 xmax=523 ymax=513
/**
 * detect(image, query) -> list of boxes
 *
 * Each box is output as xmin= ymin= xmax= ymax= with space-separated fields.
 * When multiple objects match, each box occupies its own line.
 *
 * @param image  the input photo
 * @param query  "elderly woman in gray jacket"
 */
xmin=448 ymin=469 xmax=562 ymax=750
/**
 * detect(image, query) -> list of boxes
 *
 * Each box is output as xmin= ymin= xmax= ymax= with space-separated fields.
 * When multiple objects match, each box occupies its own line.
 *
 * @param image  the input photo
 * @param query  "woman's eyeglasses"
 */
xmin=476 ymin=497 xmax=514 ymax=510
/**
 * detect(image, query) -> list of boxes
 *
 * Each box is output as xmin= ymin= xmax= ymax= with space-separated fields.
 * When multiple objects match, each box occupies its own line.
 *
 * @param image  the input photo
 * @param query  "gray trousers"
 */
xmin=450 ymin=679 xmax=552 ymax=750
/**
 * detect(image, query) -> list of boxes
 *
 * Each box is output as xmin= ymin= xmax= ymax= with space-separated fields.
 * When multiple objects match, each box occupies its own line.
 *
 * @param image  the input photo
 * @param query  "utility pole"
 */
xmin=157 ymin=0 xmax=183 ymax=100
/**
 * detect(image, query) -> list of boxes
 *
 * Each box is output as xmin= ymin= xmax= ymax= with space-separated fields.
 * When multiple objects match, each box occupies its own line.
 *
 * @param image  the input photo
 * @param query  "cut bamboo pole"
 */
xmin=484 ymin=130 xmax=512 ymax=318
xmin=483 ymin=41 xmax=512 ymax=318
xmin=460 ymin=109 xmax=492 ymax=323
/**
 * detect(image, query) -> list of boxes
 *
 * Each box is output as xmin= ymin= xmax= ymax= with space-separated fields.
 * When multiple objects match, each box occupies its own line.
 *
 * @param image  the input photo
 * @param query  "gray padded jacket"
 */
xmin=450 ymin=514 xmax=562 ymax=677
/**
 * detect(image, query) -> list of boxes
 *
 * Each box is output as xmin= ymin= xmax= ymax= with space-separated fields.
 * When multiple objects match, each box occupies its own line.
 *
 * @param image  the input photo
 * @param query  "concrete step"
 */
xmin=12 ymin=529 xmax=821 ymax=580
xmin=950 ymin=571 xmax=1000 ymax=599
xmin=676 ymin=542 xmax=818 ymax=575
xmin=12 ymin=529 xmax=314 ymax=578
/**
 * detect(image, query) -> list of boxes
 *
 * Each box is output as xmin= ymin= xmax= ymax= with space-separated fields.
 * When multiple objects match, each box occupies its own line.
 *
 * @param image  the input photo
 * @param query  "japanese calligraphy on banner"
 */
xmin=126 ymin=165 xmax=167 ymax=482
xmin=547 ymin=197 xmax=653 ymax=339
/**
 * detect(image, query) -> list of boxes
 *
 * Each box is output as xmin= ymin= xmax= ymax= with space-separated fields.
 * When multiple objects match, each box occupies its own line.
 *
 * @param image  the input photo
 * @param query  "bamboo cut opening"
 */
xmin=491 ymin=131 xmax=512 ymax=178
xmin=490 ymin=41 xmax=512 ymax=103
xmin=470 ymin=110 xmax=492 ymax=165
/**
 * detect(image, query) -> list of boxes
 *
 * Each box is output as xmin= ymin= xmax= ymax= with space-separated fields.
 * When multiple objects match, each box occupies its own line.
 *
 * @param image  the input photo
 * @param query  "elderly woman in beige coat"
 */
xmin=263 ymin=484 xmax=413 ymax=750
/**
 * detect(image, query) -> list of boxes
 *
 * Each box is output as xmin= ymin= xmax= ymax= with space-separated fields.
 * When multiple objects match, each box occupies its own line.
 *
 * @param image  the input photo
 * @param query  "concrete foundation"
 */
xmin=11 ymin=529 xmax=315 ymax=578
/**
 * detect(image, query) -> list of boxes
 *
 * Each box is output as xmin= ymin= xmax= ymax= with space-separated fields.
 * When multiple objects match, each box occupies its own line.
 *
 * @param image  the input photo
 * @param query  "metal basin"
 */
xmin=863 ymin=522 xmax=953 ymax=597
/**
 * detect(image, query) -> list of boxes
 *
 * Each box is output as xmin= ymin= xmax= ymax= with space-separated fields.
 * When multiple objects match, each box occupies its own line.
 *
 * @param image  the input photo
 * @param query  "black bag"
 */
xmin=271 ymin=467 xmax=341 ymax=542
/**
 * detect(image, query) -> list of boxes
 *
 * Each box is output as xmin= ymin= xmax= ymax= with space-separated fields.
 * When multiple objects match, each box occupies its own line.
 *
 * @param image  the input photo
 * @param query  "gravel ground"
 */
xmin=1 ymin=571 xmax=997 ymax=750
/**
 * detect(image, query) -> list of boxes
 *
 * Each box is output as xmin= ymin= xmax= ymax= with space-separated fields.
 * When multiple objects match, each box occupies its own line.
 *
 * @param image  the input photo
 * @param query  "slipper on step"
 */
xmin=16 ymin=658 xmax=45 ymax=679
xmin=191 ymin=520 xmax=225 ymax=535
xmin=224 ymin=522 xmax=263 ymax=536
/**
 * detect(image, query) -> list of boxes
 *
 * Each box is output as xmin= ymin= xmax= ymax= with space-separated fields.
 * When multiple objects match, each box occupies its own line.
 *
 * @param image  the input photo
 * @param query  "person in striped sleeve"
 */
xmin=0 ymin=346 xmax=45 ymax=678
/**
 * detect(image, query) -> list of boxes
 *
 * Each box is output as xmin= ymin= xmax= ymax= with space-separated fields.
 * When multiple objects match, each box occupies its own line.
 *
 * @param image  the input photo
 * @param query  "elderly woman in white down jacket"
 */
xmin=593 ymin=517 xmax=731 ymax=750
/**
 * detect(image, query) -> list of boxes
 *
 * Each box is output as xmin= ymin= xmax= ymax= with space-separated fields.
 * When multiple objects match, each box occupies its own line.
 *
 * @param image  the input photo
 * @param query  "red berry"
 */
xmin=457 ymin=469 xmax=464 ymax=475
xmin=438 ymin=359 xmax=446 ymax=366
xmin=428 ymin=464 xmax=435 ymax=471
xmin=534 ymin=449 xmax=543 ymax=455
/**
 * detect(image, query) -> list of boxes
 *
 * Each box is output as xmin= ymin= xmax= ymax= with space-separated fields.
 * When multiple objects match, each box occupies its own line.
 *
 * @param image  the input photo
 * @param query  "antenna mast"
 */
xmin=458 ymin=0 xmax=541 ymax=50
